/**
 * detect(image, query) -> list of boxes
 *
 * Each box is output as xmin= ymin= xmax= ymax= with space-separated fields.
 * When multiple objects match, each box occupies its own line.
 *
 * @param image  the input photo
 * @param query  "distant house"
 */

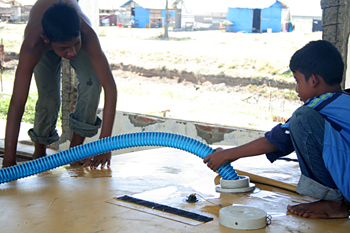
xmin=100 ymin=14 xmax=118 ymax=26
xmin=14 ymin=0 xmax=35 ymax=22
xmin=175 ymin=0 xmax=229 ymax=30
xmin=0 ymin=0 xmax=35 ymax=22
xmin=174 ymin=0 xmax=288 ymax=32
xmin=0 ymin=1 xmax=11 ymax=21
xmin=120 ymin=0 xmax=176 ymax=28
xmin=287 ymin=0 xmax=322 ymax=33
xmin=226 ymin=0 xmax=285 ymax=33
xmin=99 ymin=0 xmax=125 ymax=26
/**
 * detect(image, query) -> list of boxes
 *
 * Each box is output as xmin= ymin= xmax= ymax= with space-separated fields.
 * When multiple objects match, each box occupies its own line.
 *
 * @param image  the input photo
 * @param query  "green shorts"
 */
xmin=28 ymin=49 xmax=102 ymax=145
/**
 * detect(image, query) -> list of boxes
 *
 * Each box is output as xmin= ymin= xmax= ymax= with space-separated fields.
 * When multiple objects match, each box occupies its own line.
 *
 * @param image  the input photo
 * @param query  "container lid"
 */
xmin=216 ymin=183 xmax=256 ymax=193
xmin=219 ymin=205 xmax=267 ymax=230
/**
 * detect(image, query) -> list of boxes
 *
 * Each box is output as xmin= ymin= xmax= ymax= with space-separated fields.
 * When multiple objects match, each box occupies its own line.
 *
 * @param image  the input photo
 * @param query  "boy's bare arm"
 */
xmin=80 ymin=24 xmax=117 ymax=168
xmin=3 ymin=44 xmax=43 ymax=167
xmin=81 ymin=24 xmax=117 ymax=134
xmin=203 ymin=137 xmax=279 ymax=171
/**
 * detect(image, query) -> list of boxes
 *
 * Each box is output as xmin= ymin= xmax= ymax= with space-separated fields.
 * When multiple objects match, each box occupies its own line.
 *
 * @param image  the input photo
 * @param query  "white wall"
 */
xmin=78 ymin=0 xmax=99 ymax=32
xmin=54 ymin=110 xmax=265 ymax=154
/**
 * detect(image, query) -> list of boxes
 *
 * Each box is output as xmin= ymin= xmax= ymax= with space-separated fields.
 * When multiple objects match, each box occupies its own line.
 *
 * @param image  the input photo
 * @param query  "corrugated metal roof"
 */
xmin=0 ymin=0 xmax=35 ymax=7
xmin=0 ymin=2 xmax=10 ymax=8
xmin=180 ymin=0 xmax=283 ymax=14
xmin=120 ymin=0 xmax=177 ymax=9
xmin=226 ymin=0 xmax=278 ymax=9
xmin=112 ymin=0 xmax=285 ymax=11
xmin=15 ymin=0 xmax=36 ymax=6
xmin=120 ymin=0 xmax=133 ymax=8
xmin=283 ymin=0 xmax=321 ymax=17
xmin=100 ymin=0 xmax=126 ymax=9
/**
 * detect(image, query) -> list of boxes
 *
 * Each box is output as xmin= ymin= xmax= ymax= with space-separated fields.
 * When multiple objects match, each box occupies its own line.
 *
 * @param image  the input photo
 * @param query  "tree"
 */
xmin=164 ymin=0 xmax=169 ymax=39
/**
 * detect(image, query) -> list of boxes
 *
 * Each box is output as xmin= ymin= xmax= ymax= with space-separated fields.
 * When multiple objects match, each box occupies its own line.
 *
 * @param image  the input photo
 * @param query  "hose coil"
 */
xmin=0 ymin=132 xmax=239 ymax=184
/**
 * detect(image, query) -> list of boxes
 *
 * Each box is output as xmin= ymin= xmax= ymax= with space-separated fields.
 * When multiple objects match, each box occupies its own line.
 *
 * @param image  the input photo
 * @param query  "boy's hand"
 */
xmin=83 ymin=152 xmax=111 ymax=169
xmin=203 ymin=148 xmax=231 ymax=171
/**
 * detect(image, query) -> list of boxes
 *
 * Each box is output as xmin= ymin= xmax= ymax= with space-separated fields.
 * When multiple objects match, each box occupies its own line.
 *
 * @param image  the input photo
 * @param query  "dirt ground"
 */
xmin=99 ymin=28 xmax=322 ymax=79
xmin=112 ymin=69 xmax=302 ymax=131
xmin=1 ymin=58 xmax=301 ymax=132
xmin=97 ymin=27 xmax=320 ymax=131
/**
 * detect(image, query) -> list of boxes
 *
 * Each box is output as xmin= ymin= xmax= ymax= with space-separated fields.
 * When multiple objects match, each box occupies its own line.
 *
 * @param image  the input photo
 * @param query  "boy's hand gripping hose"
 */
xmin=0 ymin=132 xmax=239 ymax=184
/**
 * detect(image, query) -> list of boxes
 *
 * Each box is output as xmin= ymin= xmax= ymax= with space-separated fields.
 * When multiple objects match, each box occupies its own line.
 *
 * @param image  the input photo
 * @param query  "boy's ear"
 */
xmin=309 ymin=74 xmax=321 ymax=87
xmin=40 ymin=34 xmax=50 ymax=44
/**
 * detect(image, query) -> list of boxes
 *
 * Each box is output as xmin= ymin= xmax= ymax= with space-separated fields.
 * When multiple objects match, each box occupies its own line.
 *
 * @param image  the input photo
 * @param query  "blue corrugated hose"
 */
xmin=0 ymin=132 xmax=239 ymax=184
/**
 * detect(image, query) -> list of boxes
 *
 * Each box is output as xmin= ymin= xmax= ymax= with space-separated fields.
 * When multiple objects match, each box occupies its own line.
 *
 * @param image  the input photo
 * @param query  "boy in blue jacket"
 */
xmin=204 ymin=40 xmax=350 ymax=219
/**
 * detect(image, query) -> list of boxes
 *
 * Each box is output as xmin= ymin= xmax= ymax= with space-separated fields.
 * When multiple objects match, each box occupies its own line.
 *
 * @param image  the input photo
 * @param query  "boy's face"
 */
xmin=50 ymin=36 xmax=81 ymax=60
xmin=293 ymin=70 xmax=316 ymax=103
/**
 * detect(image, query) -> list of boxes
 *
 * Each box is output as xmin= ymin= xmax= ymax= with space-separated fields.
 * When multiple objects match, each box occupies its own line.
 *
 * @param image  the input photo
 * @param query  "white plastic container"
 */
xmin=219 ymin=205 xmax=267 ymax=230
xmin=216 ymin=176 xmax=255 ymax=193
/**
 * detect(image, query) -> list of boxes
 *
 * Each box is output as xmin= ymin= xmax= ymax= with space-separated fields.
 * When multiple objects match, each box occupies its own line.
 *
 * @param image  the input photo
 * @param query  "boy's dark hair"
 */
xmin=41 ymin=2 xmax=81 ymax=43
xmin=289 ymin=40 xmax=344 ymax=85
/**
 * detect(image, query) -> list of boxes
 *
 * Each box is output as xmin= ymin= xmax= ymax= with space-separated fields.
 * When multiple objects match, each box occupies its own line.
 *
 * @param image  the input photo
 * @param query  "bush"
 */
xmin=0 ymin=92 xmax=62 ymax=126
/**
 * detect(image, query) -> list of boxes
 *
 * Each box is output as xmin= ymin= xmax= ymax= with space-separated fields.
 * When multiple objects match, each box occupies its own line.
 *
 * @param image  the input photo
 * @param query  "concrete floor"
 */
xmin=1 ymin=145 xmax=349 ymax=232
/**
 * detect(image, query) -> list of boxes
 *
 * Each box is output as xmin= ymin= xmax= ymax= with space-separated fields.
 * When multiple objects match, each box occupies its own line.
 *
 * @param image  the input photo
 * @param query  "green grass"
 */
xmin=108 ymin=46 xmax=295 ymax=78
xmin=0 ymin=25 xmax=318 ymax=131
xmin=0 ymin=94 xmax=10 ymax=118
xmin=1 ymin=39 xmax=20 ymax=51
xmin=0 ymin=93 xmax=37 ymax=124
xmin=218 ymin=63 xmax=225 ymax=68
xmin=245 ymin=84 xmax=299 ymax=101
xmin=0 ymin=92 xmax=62 ymax=127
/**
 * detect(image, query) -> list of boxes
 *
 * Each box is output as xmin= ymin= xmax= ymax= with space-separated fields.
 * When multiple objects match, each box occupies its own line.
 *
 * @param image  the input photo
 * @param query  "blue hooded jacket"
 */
xmin=265 ymin=91 xmax=350 ymax=201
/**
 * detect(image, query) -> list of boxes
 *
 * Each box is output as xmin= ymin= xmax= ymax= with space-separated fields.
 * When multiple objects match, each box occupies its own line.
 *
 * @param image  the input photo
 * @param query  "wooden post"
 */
xmin=57 ymin=0 xmax=99 ymax=149
xmin=321 ymin=0 xmax=350 ymax=89
xmin=0 ymin=39 xmax=4 ymax=93
xmin=164 ymin=0 xmax=169 ymax=39
xmin=56 ymin=59 xmax=77 ymax=149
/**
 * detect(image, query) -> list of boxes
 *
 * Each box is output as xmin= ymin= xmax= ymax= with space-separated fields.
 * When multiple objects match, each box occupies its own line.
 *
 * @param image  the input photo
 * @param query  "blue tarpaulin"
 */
xmin=226 ymin=1 xmax=282 ymax=33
